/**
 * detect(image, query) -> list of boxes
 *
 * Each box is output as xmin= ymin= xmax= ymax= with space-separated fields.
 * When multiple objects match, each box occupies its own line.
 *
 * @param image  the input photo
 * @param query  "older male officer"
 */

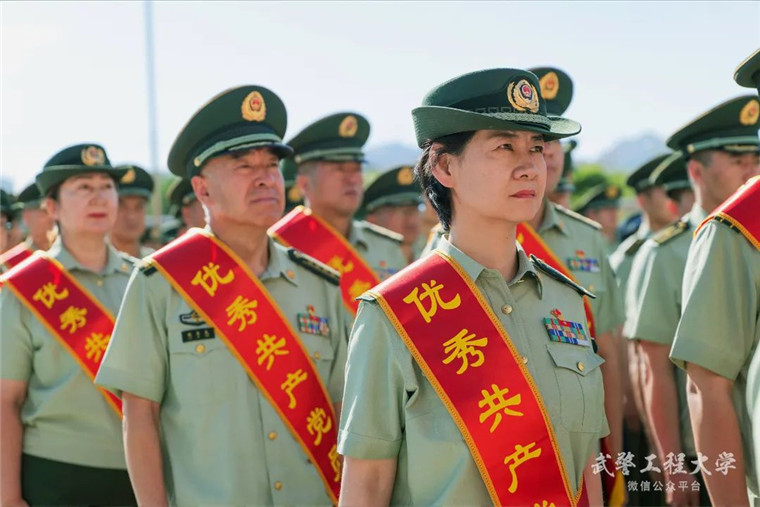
xmin=671 ymin=49 xmax=760 ymax=507
xmin=628 ymin=93 xmax=760 ymax=506
xmin=110 ymin=165 xmax=155 ymax=258
xmin=96 ymin=85 xmax=349 ymax=506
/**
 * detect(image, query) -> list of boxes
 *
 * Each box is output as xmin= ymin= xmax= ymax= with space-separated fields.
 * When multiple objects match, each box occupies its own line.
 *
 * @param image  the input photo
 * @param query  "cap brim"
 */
xmin=412 ymin=106 xmax=581 ymax=147
xmin=118 ymin=188 xmax=153 ymax=199
xmin=36 ymin=166 xmax=128 ymax=196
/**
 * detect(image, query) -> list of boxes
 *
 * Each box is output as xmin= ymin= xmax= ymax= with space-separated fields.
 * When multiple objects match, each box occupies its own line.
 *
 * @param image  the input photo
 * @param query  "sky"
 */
xmin=2 ymin=1 xmax=759 ymax=192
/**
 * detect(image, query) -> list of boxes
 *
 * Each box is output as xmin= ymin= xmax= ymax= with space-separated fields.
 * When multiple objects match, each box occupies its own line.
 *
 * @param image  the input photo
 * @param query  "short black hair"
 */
xmin=414 ymin=131 xmax=475 ymax=231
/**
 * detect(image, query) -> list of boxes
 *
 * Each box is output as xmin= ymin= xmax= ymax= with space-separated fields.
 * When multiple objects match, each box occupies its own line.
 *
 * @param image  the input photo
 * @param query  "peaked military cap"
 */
xmin=280 ymin=157 xmax=303 ymax=212
xmin=116 ymin=164 xmax=154 ymax=198
xmin=574 ymin=183 xmax=621 ymax=213
xmin=649 ymin=151 xmax=691 ymax=194
xmin=556 ymin=140 xmax=578 ymax=193
xmin=36 ymin=144 xmax=127 ymax=197
xmin=412 ymin=68 xmax=581 ymax=148
xmin=167 ymin=178 xmax=196 ymax=217
xmin=528 ymin=67 xmax=574 ymax=116
xmin=362 ymin=165 xmax=422 ymax=214
xmin=168 ymin=85 xmax=293 ymax=178
xmin=15 ymin=182 xmax=43 ymax=210
xmin=666 ymin=95 xmax=760 ymax=156
xmin=626 ymin=153 xmax=670 ymax=193
xmin=734 ymin=49 xmax=760 ymax=91
xmin=1 ymin=189 xmax=17 ymax=219
xmin=288 ymin=112 xmax=370 ymax=165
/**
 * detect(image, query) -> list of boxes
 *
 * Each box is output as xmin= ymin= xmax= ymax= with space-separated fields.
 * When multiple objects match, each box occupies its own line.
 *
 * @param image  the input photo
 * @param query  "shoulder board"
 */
xmin=530 ymin=255 xmax=596 ymax=299
xmin=287 ymin=248 xmax=340 ymax=286
xmin=554 ymin=205 xmax=602 ymax=230
xmin=118 ymin=251 xmax=139 ymax=266
xmin=138 ymin=258 xmax=158 ymax=277
xmin=361 ymin=221 xmax=403 ymax=243
xmin=712 ymin=215 xmax=743 ymax=235
xmin=652 ymin=220 xmax=690 ymax=245
xmin=431 ymin=222 xmax=445 ymax=233
xmin=624 ymin=237 xmax=646 ymax=256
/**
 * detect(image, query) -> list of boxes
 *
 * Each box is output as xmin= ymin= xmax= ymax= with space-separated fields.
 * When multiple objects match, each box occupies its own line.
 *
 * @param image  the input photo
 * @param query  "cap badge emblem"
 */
xmin=241 ymin=91 xmax=266 ymax=122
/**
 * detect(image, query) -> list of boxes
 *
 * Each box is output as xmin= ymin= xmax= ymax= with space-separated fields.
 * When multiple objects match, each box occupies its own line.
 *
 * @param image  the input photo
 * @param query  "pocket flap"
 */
xmin=546 ymin=343 xmax=604 ymax=377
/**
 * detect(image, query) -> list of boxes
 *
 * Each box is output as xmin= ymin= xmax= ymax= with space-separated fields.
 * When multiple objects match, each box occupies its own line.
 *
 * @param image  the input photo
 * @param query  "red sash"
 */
xmin=148 ymin=228 xmax=341 ymax=502
xmin=697 ymin=175 xmax=760 ymax=250
xmin=269 ymin=206 xmax=379 ymax=315
xmin=0 ymin=253 xmax=122 ymax=415
xmin=517 ymin=223 xmax=596 ymax=339
xmin=0 ymin=242 xmax=33 ymax=271
xmin=370 ymin=250 xmax=585 ymax=506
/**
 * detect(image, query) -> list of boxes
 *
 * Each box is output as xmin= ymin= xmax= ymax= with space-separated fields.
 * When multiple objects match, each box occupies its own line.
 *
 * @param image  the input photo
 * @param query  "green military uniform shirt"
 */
xmin=0 ymin=237 xmax=134 ymax=469
xmin=535 ymin=202 xmax=625 ymax=336
xmin=95 ymin=234 xmax=349 ymax=505
xmin=623 ymin=205 xmax=707 ymax=457
xmin=348 ymin=219 xmax=408 ymax=279
xmin=338 ymin=237 xmax=609 ymax=504
xmin=671 ymin=219 xmax=760 ymax=500
xmin=749 ymin=347 xmax=760 ymax=496
xmin=422 ymin=203 xmax=624 ymax=335
xmin=609 ymin=223 xmax=650 ymax=295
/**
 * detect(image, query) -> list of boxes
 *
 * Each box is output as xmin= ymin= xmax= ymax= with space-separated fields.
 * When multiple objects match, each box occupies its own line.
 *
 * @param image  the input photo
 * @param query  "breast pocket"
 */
xmin=297 ymin=333 xmax=336 ymax=384
xmin=546 ymin=343 xmax=605 ymax=433
xmin=167 ymin=336 xmax=239 ymax=406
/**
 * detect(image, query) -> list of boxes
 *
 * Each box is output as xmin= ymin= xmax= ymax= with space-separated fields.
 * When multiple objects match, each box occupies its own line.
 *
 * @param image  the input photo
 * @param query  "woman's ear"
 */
xmin=430 ymin=144 xmax=455 ymax=189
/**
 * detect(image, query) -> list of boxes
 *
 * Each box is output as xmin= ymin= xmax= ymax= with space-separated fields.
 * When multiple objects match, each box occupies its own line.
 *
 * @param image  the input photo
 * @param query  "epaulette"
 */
xmin=624 ymin=237 xmax=646 ymax=256
xmin=530 ymin=255 xmax=596 ymax=299
xmin=555 ymin=205 xmax=603 ymax=230
xmin=138 ymin=258 xmax=158 ymax=277
xmin=712 ymin=215 xmax=743 ymax=235
xmin=652 ymin=220 xmax=690 ymax=245
xmin=361 ymin=221 xmax=403 ymax=243
xmin=287 ymin=248 xmax=340 ymax=286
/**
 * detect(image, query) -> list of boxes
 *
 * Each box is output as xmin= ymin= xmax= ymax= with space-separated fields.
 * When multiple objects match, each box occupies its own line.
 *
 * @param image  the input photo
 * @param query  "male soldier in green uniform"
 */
xmin=110 ymin=164 xmax=155 ymax=258
xmin=361 ymin=165 xmax=423 ymax=264
xmin=609 ymin=153 xmax=679 ymax=294
xmin=0 ymin=189 xmax=17 ymax=254
xmin=574 ymin=182 xmax=622 ymax=251
xmin=281 ymin=157 xmax=303 ymax=214
xmin=167 ymin=177 xmax=206 ymax=237
xmin=627 ymin=94 xmax=760 ymax=506
xmin=671 ymin=49 xmax=760 ymax=506
xmin=95 ymin=85 xmax=348 ymax=506
xmin=650 ymin=152 xmax=696 ymax=217
xmin=339 ymin=67 xmax=607 ymax=506
xmin=279 ymin=113 xmax=407 ymax=280
xmin=14 ymin=182 xmax=56 ymax=251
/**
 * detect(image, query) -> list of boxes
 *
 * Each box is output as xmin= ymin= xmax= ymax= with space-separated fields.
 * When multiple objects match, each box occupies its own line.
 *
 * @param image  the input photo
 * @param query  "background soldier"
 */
xmin=574 ymin=182 xmax=622 ymax=251
xmin=167 ymin=177 xmax=206 ymax=235
xmin=110 ymin=164 xmax=155 ymax=258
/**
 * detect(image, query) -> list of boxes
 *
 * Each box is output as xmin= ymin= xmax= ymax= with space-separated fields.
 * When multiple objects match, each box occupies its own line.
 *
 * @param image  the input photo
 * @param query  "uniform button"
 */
xmin=501 ymin=304 xmax=513 ymax=315
xmin=268 ymin=431 xmax=277 ymax=440
xmin=286 ymin=270 xmax=295 ymax=280
xmin=314 ymin=351 xmax=322 ymax=360
xmin=521 ymin=355 xmax=528 ymax=365
xmin=577 ymin=361 xmax=585 ymax=372
xmin=274 ymin=481 xmax=283 ymax=491
xmin=121 ymin=262 xmax=129 ymax=271
xmin=195 ymin=344 xmax=206 ymax=354
xmin=96 ymin=278 xmax=104 ymax=287
xmin=588 ymin=285 xmax=595 ymax=292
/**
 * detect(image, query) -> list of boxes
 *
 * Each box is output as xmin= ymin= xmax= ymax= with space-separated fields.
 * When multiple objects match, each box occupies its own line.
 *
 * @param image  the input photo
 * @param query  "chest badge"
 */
xmin=179 ymin=310 xmax=206 ymax=327
xmin=297 ymin=305 xmax=330 ymax=337
xmin=543 ymin=309 xmax=590 ymax=346
xmin=566 ymin=250 xmax=601 ymax=273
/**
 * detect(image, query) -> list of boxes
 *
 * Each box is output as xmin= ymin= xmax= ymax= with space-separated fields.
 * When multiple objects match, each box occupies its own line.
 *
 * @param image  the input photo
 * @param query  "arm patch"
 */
xmin=287 ymin=248 xmax=340 ymax=286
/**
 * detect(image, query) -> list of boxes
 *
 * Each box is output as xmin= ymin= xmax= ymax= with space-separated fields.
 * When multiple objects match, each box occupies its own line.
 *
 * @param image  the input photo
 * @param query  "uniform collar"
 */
xmin=348 ymin=220 xmax=367 ymax=248
xmin=48 ymin=235 xmax=129 ymax=275
xmin=537 ymin=200 xmax=568 ymax=236
xmin=436 ymin=237 xmax=543 ymax=298
xmin=687 ymin=204 xmax=710 ymax=228
xmin=205 ymin=225 xmax=299 ymax=286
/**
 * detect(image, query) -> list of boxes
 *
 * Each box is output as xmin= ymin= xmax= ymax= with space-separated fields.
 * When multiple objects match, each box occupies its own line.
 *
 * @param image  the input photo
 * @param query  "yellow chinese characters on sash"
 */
xmin=369 ymin=250 xmax=585 ymax=507
xmin=0 ymin=242 xmax=33 ymax=271
xmin=148 ymin=228 xmax=341 ymax=502
xmin=269 ymin=206 xmax=380 ymax=315
xmin=0 ymin=253 xmax=122 ymax=415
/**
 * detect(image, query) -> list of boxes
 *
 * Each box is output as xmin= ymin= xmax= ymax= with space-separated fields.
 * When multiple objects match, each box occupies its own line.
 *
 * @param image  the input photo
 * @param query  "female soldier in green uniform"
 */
xmin=0 ymin=144 xmax=136 ymax=506
xmin=338 ymin=68 xmax=608 ymax=506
